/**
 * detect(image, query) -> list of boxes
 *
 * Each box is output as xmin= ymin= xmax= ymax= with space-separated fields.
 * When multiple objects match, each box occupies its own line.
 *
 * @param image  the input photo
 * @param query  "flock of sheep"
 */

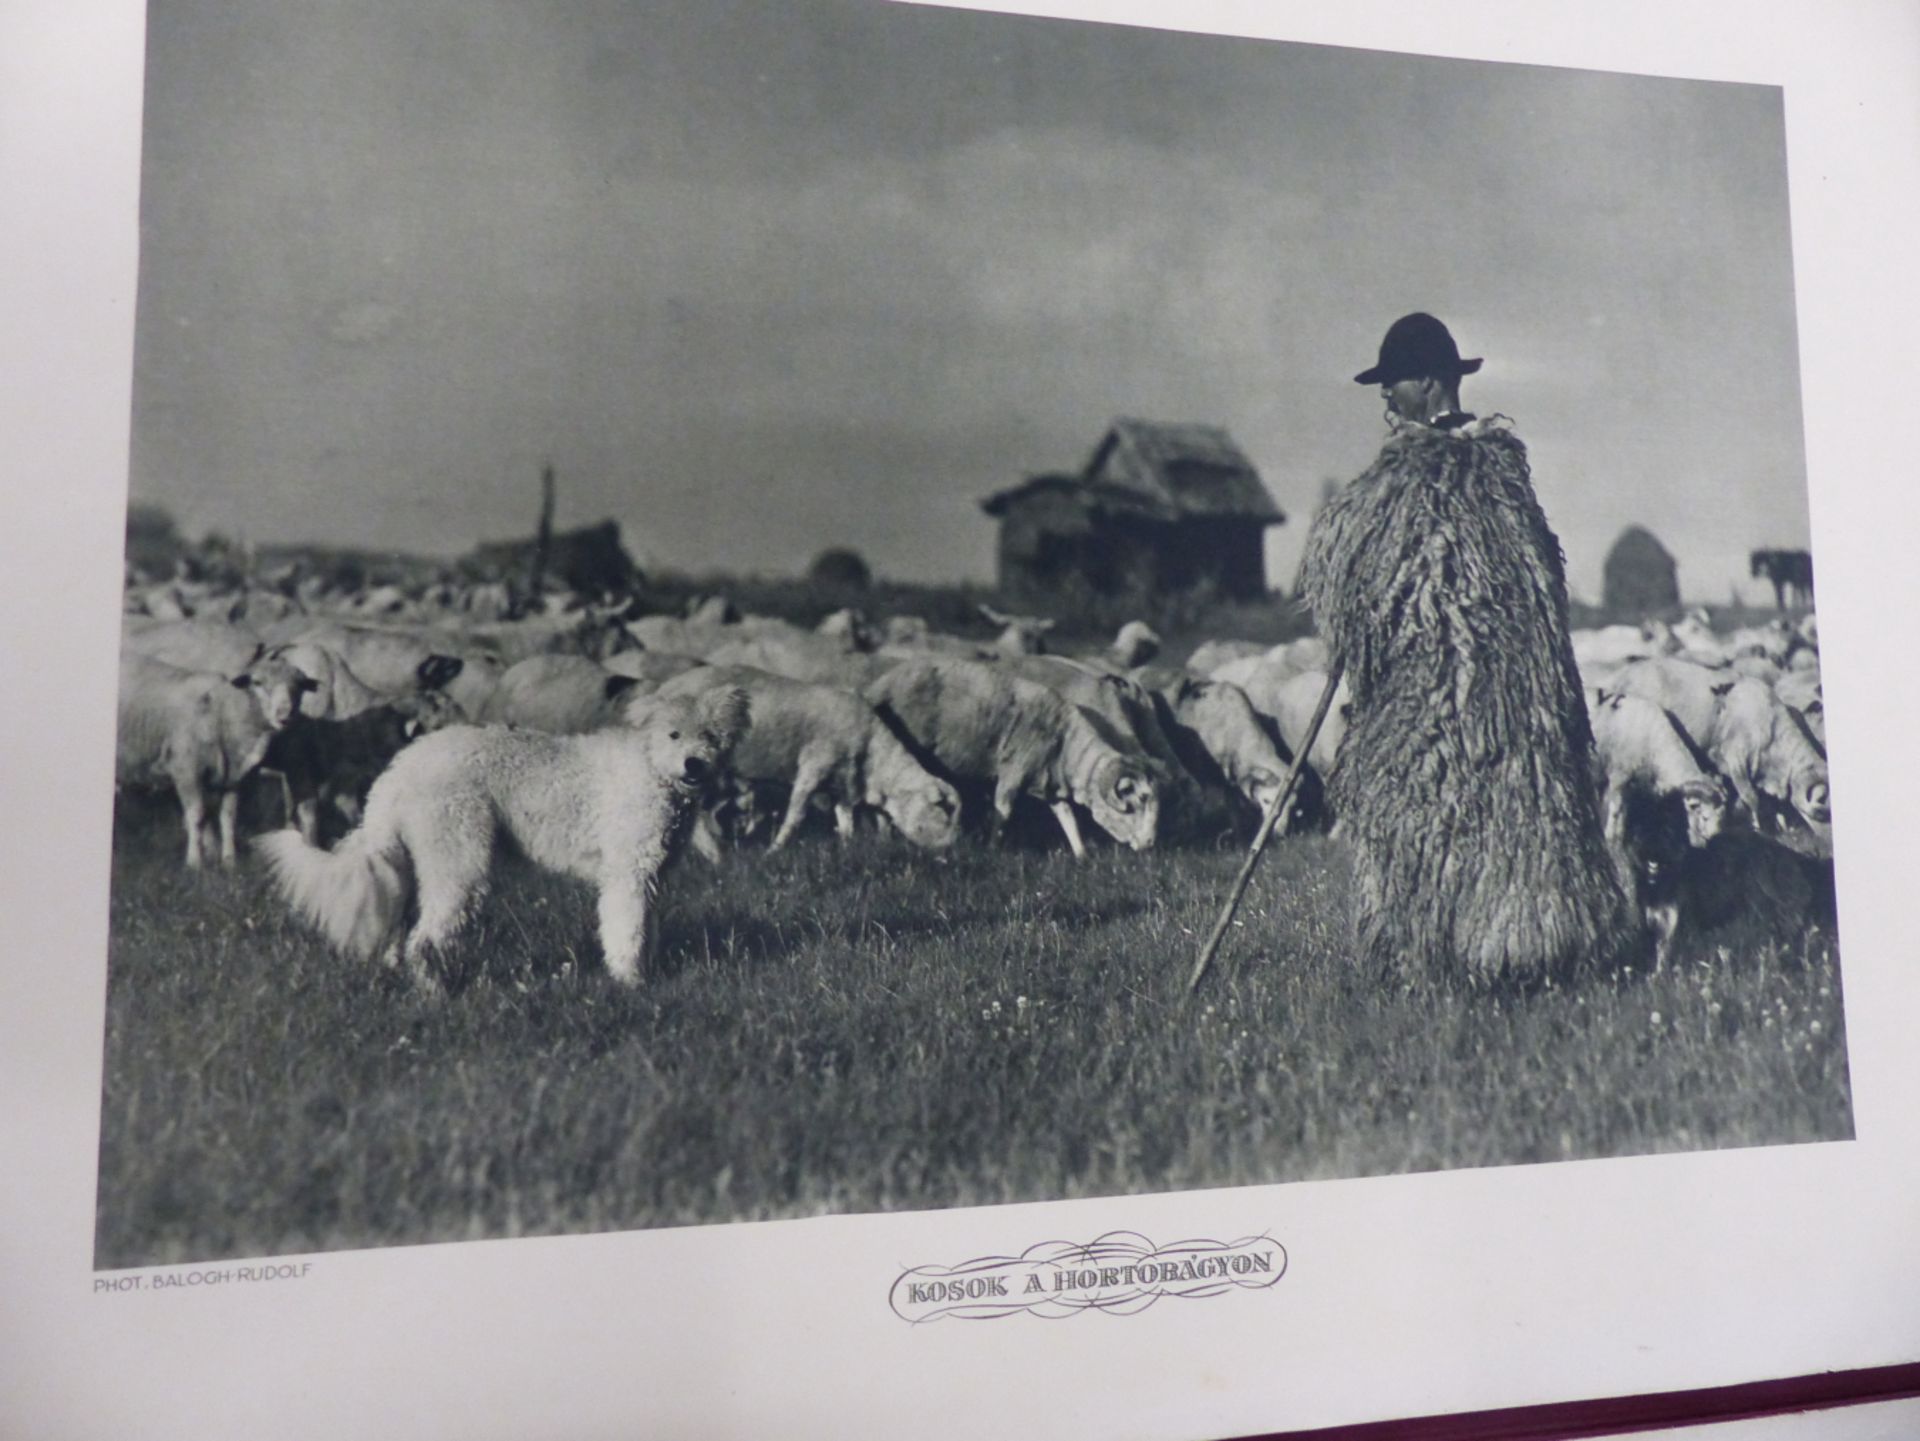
xmin=115 ymin=564 xmax=1831 ymax=988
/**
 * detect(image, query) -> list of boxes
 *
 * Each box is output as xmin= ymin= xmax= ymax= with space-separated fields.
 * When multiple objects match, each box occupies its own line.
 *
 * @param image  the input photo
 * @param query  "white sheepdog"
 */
xmin=256 ymin=687 xmax=749 ymax=991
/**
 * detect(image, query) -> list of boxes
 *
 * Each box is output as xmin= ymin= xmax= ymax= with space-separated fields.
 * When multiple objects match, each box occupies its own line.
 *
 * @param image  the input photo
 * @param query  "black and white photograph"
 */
xmin=95 ymin=0 xmax=1849 ymax=1271
xmin=9 ymin=1 xmax=1920 ymax=1436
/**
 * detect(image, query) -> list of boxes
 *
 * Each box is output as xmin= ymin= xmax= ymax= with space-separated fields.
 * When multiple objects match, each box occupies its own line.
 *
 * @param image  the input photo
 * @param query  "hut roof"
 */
xmin=979 ymin=472 xmax=1177 ymax=522
xmin=979 ymin=420 xmax=1285 ymax=525
xmin=1605 ymin=525 xmax=1676 ymax=568
xmin=1087 ymin=420 xmax=1283 ymax=522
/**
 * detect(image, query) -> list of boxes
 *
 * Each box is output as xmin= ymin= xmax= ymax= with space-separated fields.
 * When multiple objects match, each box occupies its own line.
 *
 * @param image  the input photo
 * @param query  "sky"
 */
xmin=127 ymin=0 xmax=1811 ymax=604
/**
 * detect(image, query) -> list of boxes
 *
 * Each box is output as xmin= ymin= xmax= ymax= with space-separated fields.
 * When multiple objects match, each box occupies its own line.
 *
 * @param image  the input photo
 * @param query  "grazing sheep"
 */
xmin=116 ymin=651 xmax=318 ymax=869
xmin=624 ymin=614 xmax=731 ymax=656
xmin=1185 ymin=639 xmax=1271 ymax=678
xmin=1772 ymin=669 xmax=1824 ymax=749
xmin=1602 ymin=661 xmax=1829 ymax=838
xmin=705 ymin=627 xmax=883 ymax=685
xmin=1569 ymin=621 xmax=1680 ymax=672
xmin=257 ymin=687 xmax=750 ymax=992
xmin=460 ymin=609 xmax=638 ymax=665
xmin=282 ymin=622 xmax=497 ymax=720
xmin=656 ymin=665 xmax=960 ymax=852
xmin=1707 ymin=679 xmax=1831 ymax=842
xmin=1588 ymin=691 xmax=1730 ymax=850
xmin=601 ymin=648 xmax=707 ymax=691
xmin=1148 ymin=674 xmax=1304 ymax=830
xmin=1266 ymin=668 xmax=1351 ymax=780
xmin=995 ymin=654 xmax=1205 ymax=837
xmin=865 ymin=657 xmax=1158 ymax=856
xmin=120 ymin=617 xmax=265 ymax=675
xmin=479 ymin=653 xmax=644 ymax=733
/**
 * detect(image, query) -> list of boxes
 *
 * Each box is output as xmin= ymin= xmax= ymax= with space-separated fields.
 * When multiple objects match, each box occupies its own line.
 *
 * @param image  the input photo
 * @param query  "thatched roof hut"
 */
xmin=980 ymin=420 xmax=1284 ymax=602
xmin=465 ymin=519 xmax=641 ymax=596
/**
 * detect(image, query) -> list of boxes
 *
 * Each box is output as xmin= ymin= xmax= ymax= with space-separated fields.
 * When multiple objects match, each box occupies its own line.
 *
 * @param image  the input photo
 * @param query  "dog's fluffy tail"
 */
xmin=256 ymin=823 xmax=408 ymax=961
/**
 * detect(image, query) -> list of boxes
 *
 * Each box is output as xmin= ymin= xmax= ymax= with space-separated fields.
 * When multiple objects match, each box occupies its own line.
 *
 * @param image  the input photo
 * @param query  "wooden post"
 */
xmin=1184 ymin=659 xmax=1345 ymax=1000
xmin=525 ymin=463 xmax=556 ymax=613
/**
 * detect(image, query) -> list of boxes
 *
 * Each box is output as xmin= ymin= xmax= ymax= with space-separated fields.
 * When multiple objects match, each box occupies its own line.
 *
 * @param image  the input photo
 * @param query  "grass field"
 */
xmin=94 ymin=786 xmax=1852 ymax=1270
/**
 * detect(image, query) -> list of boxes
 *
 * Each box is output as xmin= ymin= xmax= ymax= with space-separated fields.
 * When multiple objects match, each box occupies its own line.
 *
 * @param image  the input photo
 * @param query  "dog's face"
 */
xmin=1680 ymin=780 xmax=1728 ymax=849
xmin=639 ymin=686 xmax=750 ymax=790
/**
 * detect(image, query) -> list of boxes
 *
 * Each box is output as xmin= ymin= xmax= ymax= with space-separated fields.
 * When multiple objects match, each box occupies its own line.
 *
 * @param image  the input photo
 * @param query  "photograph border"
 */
xmin=4 ymin=1 xmax=1918 ymax=1436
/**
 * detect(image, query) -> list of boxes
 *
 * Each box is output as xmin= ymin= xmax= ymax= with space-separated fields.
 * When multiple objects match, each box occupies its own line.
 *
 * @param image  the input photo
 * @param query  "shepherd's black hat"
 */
xmin=1353 ymin=312 xmax=1483 ymax=386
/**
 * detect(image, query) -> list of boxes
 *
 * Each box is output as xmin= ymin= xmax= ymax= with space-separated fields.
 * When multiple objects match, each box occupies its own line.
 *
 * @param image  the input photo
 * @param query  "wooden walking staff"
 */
xmin=1184 ymin=658 xmax=1346 ymax=999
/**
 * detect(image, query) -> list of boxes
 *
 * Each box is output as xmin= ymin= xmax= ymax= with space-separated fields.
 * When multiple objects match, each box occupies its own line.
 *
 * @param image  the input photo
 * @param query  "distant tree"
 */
xmin=124 ymin=502 xmax=183 ymax=577
xmin=808 ymin=547 xmax=872 ymax=592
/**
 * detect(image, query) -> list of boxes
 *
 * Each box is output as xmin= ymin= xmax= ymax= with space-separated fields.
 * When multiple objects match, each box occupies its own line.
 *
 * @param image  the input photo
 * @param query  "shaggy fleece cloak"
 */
xmin=1297 ymin=418 xmax=1632 ymax=982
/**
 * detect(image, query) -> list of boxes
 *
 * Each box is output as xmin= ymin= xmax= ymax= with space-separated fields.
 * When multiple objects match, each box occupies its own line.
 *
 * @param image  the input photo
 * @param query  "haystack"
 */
xmin=1297 ymin=420 xmax=1634 ymax=983
xmin=1602 ymin=525 xmax=1679 ymax=617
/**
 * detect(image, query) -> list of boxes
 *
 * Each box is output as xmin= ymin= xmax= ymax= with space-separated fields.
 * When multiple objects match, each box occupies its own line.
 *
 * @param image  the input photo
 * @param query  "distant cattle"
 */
xmin=1750 ymin=549 xmax=1814 ymax=610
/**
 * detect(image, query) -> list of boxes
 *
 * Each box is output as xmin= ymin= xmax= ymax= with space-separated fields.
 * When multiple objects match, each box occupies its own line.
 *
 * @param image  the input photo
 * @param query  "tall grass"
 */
xmin=95 ymin=798 xmax=1850 ymax=1269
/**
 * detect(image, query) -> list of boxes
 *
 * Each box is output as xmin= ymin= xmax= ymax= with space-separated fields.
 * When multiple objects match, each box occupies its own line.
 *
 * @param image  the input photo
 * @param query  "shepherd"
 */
xmin=1296 ymin=313 xmax=1633 ymax=983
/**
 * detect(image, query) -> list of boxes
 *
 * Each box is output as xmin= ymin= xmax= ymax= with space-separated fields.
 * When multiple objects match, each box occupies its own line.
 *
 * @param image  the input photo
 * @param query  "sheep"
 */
xmin=1601 ymin=660 xmax=1829 ymax=839
xmin=705 ymin=627 xmax=886 ymax=685
xmin=256 ymin=687 xmax=750 ymax=992
xmin=120 ymin=617 xmax=265 ymax=675
xmin=1206 ymin=639 xmax=1332 ymax=719
xmin=267 ymin=639 xmax=396 ymax=720
xmin=994 ymin=654 xmax=1206 ymax=837
xmin=278 ymin=621 xmax=496 ymax=719
xmin=1148 ymin=674 xmax=1306 ymax=831
xmin=459 ymin=609 xmax=638 ymax=665
xmin=1184 ymin=639 xmax=1270 ymax=678
xmin=625 ymin=614 xmax=734 ymax=657
xmin=478 ymin=654 xmax=645 ymax=733
xmin=1106 ymin=621 xmax=1162 ymax=669
xmin=263 ymin=689 xmax=466 ymax=844
xmin=813 ymin=607 xmax=879 ymax=650
xmin=1267 ymin=668 xmax=1350 ymax=779
xmin=1586 ymin=690 xmax=1735 ymax=963
xmin=116 ymin=651 xmax=318 ymax=869
xmin=600 ymin=648 xmax=708 ymax=691
xmin=976 ymin=605 xmax=1055 ymax=656
xmin=655 ymin=665 xmax=960 ymax=853
xmin=1772 ymin=669 xmax=1824 ymax=749
xmin=1569 ymin=620 xmax=1681 ymax=672
xmin=628 ymin=611 xmax=860 ymax=664
xmin=1588 ymin=691 xmax=1731 ymax=851
xmin=1707 ymin=678 xmax=1831 ymax=842
xmin=864 ymin=657 xmax=1158 ymax=857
